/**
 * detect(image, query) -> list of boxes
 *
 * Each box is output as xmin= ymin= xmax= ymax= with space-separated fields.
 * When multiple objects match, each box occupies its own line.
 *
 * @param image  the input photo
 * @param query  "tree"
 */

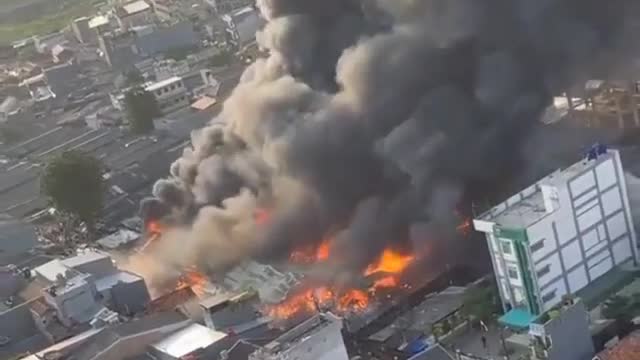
xmin=41 ymin=151 xmax=104 ymax=229
xmin=124 ymin=69 xmax=144 ymax=86
xmin=209 ymin=50 xmax=232 ymax=67
xmin=461 ymin=283 xmax=500 ymax=324
xmin=165 ymin=45 xmax=197 ymax=61
xmin=124 ymin=86 xmax=160 ymax=134
xmin=602 ymin=295 xmax=632 ymax=322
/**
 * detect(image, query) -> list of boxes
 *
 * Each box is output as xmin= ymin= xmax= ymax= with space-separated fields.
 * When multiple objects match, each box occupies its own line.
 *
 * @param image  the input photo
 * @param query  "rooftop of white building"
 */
xmin=145 ymin=76 xmax=182 ymax=92
xmin=477 ymin=148 xmax=616 ymax=229
xmin=150 ymin=323 xmax=227 ymax=358
xmin=122 ymin=0 xmax=151 ymax=15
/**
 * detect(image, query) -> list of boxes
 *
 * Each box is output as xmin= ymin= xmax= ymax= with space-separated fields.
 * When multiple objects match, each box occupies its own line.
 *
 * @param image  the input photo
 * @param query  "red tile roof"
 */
xmin=596 ymin=331 xmax=640 ymax=360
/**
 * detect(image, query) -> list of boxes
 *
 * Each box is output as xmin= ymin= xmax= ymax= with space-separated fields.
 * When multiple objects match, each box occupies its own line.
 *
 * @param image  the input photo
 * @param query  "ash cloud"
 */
xmin=142 ymin=0 xmax=627 ymax=281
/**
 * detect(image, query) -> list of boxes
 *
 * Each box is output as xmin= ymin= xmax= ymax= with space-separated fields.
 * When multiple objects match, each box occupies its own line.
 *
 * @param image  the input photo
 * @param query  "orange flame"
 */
xmin=456 ymin=217 xmax=473 ymax=236
xmin=265 ymin=287 xmax=371 ymax=319
xmin=290 ymin=239 xmax=332 ymax=264
xmin=147 ymin=220 xmax=164 ymax=235
xmin=175 ymin=270 xmax=207 ymax=298
xmin=365 ymin=249 xmax=415 ymax=276
xmin=268 ymin=246 xmax=416 ymax=320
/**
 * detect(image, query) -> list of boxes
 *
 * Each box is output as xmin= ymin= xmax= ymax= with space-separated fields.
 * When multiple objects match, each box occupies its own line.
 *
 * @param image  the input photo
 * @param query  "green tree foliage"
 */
xmin=124 ymin=86 xmax=160 ymax=134
xmin=461 ymin=283 xmax=500 ymax=324
xmin=124 ymin=69 xmax=144 ymax=86
xmin=165 ymin=45 xmax=197 ymax=61
xmin=602 ymin=295 xmax=633 ymax=322
xmin=209 ymin=50 xmax=232 ymax=67
xmin=41 ymin=151 xmax=104 ymax=226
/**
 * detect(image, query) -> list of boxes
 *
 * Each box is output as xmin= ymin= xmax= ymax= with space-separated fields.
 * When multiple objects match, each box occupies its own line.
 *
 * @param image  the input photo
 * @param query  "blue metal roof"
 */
xmin=499 ymin=308 xmax=535 ymax=329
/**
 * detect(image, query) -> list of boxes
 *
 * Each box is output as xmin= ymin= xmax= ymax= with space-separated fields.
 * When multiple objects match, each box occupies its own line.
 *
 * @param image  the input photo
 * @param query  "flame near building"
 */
xmin=136 ymin=0 xmax=629 ymax=321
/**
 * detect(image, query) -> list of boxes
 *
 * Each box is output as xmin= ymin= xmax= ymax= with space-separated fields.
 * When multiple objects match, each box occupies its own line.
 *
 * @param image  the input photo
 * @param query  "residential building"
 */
xmin=205 ymin=0 xmax=253 ymax=15
xmin=60 ymin=311 xmax=192 ymax=360
xmin=42 ymin=270 xmax=102 ymax=327
xmin=223 ymin=261 xmax=298 ymax=304
xmin=43 ymin=62 xmax=81 ymax=99
xmin=474 ymin=147 xmax=638 ymax=327
xmin=221 ymin=6 xmax=264 ymax=49
xmin=116 ymin=0 xmax=154 ymax=30
xmin=34 ymin=32 xmax=67 ymax=54
xmin=135 ymin=21 xmax=197 ymax=57
xmin=89 ymin=15 xmax=112 ymax=36
xmin=98 ymin=31 xmax=140 ymax=68
xmin=145 ymin=76 xmax=190 ymax=114
xmin=154 ymin=59 xmax=191 ymax=80
xmin=149 ymin=0 xmax=175 ymax=20
xmin=528 ymin=298 xmax=594 ymax=360
xmin=34 ymin=250 xmax=151 ymax=317
xmin=51 ymin=44 xmax=73 ymax=63
xmin=250 ymin=313 xmax=349 ymax=360
xmin=72 ymin=17 xmax=97 ymax=44
xmin=201 ymin=291 xmax=261 ymax=332
xmin=367 ymin=286 xmax=467 ymax=353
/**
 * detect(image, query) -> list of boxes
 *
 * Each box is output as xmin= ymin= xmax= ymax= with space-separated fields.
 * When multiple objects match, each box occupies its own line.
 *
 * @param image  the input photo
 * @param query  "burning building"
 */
xmin=137 ymin=0 xmax=631 ymax=324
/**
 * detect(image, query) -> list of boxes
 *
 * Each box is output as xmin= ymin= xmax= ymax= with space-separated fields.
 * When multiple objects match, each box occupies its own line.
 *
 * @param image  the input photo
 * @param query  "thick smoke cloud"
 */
xmin=143 ymin=0 xmax=626 ymax=282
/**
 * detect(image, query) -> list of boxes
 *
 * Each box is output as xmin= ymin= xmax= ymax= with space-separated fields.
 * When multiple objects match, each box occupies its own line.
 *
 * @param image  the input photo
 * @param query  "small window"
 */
xmin=542 ymin=290 xmax=556 ymax=303
xmin=508 ymin=266 xmax=519 ymax=280
xmin=536 ymin=264 xmax=551 ymax=278
xmin=530 ymin=239 xmax=545 ymax=253
xmin=501 ymin=240 xmax=512 ymax=255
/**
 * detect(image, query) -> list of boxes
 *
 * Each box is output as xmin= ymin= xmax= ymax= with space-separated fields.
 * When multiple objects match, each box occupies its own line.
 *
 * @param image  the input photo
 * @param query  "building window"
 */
xmin=507 ymin=266 xmax=519 ymax=280
xmin=530 ymin=239 xmax=545 ymax=253
xmin=542 ymin=290 xmax=556 ymax=303
xmin=536 ymin=264 xmax=551 ymax=278
xmin=501 ymin=240 xmax=512 ymax=255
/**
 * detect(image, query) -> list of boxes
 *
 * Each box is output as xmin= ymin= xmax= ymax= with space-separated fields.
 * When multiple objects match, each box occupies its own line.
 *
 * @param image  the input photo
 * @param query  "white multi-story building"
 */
xmin=221 ymin=6 xmax=264 ymax=49
xmin=250 ymin=313 xmax=349 ymax=360
xmin=145 ymin=76 xmax=189 ymax=114
xmin=474 ymin=148 xmax=638 ymax=327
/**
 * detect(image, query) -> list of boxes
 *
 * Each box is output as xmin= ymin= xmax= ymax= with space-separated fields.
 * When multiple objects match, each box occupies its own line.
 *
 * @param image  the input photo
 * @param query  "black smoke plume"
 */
xmin=141 ymin=0 xmax=627 ymax=282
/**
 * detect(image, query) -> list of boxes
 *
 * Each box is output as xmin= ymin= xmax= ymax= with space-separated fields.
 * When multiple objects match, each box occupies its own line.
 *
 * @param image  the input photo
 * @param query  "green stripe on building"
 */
xmin=496 ymin=226 xmax=540 ymax=315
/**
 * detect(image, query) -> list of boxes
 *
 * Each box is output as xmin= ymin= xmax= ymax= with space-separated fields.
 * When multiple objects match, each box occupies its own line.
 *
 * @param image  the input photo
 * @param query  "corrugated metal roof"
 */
xmin=122 ymin=0 xmax=151 ymax=15
xmin=151 ymin=323 xmax=227 ymax=358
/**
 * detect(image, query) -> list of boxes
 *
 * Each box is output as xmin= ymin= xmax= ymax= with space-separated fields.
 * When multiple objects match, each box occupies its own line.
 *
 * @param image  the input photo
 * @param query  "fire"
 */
xmin=147 ymin=220 xmax=163 ymax=234
xmin=254 ymin=208 xmax=271 ymax=225
xmin=268 ymin=247 xmax=415 ymax=320
xmin=372 ymin=276 xmax=398 ymax=289
xmin=265 ymin=287 xmax=370 ymax=319
xmin=365 ymin=249 xmax=415 ymax=276
xmin=316 ymin=241 xmax=330 ymax=261
xmin=140 ymin=220 xmax=164 ymax=252
xmin=290 ymin=239 xmax=331 ymax=264
xmin=457 ymin=217 xmax=473 ymax=236
xmin=175 ymin=270 xmax=207 ymax=298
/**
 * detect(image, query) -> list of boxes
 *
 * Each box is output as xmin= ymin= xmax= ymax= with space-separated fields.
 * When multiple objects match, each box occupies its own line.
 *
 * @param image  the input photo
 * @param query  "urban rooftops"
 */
xmin=477 ymin=148 xmax=615 ymax=228
xmin=145 ymin=76 xmax=182 ymax=92
xmin=261 ymin=313 xmax=340 ymax=354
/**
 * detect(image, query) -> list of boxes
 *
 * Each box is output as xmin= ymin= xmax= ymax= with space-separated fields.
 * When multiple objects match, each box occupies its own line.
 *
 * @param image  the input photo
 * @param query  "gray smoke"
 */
xmin=142 ymin=0 xmax=626 ymax=281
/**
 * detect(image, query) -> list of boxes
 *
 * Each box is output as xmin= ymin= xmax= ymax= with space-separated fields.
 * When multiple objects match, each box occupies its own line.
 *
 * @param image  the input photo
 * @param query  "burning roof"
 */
xmin=135 ymin=0 xmax=630 ymax=329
